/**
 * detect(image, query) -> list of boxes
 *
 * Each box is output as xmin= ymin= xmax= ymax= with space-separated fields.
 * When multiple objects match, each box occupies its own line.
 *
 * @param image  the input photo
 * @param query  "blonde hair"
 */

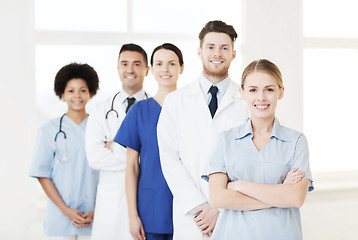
xmin=241 ymin=59 xmax=283 ymax=89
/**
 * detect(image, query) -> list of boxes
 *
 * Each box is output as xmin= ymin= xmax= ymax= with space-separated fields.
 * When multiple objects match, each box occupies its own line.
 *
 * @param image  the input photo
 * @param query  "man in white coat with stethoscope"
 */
xmin=86 ymin=43 xmax=150 ymax=240
xmin=157 ymin=20 xmax=249 ymax=239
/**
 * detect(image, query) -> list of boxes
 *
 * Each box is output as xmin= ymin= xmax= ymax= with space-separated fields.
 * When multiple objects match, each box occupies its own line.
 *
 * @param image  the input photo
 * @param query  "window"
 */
xmin=35 ymin=0 xmax=127 ymax=32
xmin=35 ymin=0 xmax=242 ymax=125
xmin=303 ymin=0 xmax=358 ymax=172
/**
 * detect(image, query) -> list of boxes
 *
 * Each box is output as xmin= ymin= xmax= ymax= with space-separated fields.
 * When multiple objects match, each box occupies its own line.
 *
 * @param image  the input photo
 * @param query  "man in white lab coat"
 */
xmin=86 ymin=43 xmax=149 ymax=240
xmin=157 ymin=20 xmax=249 ymax=239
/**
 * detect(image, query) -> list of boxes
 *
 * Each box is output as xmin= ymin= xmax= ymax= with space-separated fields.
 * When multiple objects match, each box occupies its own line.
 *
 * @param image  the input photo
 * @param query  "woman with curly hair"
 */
xmin=29 ymin=63 xmax=100 ymax=240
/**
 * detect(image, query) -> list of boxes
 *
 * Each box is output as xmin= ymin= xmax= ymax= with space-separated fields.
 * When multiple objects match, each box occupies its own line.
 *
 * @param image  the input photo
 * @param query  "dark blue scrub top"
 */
xmin=114 ymin=97 xmax=173 ymax=234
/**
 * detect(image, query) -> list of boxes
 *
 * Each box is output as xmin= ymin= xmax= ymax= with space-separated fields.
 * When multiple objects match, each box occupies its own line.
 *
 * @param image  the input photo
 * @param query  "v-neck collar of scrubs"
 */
xmin=64 ymin=114 xmax=88 ymax=128
xmin=150 ymin=97 xmax=162 ymax=109
xmin=235 ymin=117 xmax=289 ymax=142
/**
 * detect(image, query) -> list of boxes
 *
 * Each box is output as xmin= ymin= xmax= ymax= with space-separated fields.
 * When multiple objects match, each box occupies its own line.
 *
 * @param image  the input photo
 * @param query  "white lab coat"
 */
xmin=86 ymin=91 xmax=148 ymax=240
xmin=157 ymin=78 xmax=249 ymax=240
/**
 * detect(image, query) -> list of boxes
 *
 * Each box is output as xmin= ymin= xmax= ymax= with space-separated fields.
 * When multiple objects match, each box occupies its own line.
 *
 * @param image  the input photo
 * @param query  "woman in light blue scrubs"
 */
xmin=203 ymin=59 xmax=314 ymax=240
xmin=29 ymin=63 xmax=99 ymax=240
xmin=114 ymin=43 xmax=184 ymax=240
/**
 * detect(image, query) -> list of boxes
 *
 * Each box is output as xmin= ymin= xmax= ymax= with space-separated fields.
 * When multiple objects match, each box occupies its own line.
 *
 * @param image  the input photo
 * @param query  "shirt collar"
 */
xmin=270 ymin=118 xmax=288 ymax=141
xmin=235 ymin=117 xmax=288 ymax=141
xmin=121 ymin=89 xmax=146 ymax=104
xmin=199 ymin=74 xmax=230 ymax=96
xmin=235 ymin=118 xmax=252 ymax=139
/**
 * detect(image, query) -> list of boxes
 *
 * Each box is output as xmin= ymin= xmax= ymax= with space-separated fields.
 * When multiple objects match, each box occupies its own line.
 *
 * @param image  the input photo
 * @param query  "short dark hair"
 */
xmin=54 ymin=63 xmax=99 ymax=99
xmin=198 ymin=20 xmax=238 ymax=47
xmin=119 ymin=43 xmax=148 ymax=66
xmin=150 ymin=43 xmax=184 ymax=66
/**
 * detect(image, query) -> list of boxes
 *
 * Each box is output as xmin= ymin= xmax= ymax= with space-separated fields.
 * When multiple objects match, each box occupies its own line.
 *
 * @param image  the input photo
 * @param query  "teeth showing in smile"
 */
xmin=161 ymin=75 xmax=171 ymax=79
xmin=255 ymin=105 xmax=269 ymax=110
xmin=72 ymin=101 xmax=83 ymax=104
xmin=126 ymin=76 xmax=135 ymax=79
xmin=211 ymin=60 xmax=223 ymax=64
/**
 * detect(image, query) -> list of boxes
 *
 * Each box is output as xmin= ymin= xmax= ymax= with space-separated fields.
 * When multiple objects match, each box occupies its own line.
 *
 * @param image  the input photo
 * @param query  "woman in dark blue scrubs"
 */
xmin=114 ymin=43 xmax=184 ymax=240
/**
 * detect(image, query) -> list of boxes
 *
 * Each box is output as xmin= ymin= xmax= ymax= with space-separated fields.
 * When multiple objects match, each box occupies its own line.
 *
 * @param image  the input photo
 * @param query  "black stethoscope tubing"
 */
xmin=105 ymin=91 xmax=148 ymax=119
xmin=54 ymin=113 xmax=67 ymax=142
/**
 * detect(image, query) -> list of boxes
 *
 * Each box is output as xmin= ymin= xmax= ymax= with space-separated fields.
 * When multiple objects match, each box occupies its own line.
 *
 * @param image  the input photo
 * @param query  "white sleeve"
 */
xmin=85 ymin=107 xmax=126 ymax=172
xmin=157 ymin=94 xmax=207 ymax=215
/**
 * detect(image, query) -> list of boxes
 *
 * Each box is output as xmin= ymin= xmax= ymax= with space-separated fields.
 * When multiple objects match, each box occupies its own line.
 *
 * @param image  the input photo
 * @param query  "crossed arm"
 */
xmin=85 ymin=111 xmax=126 ymax=172
xmin=209 ymin=168 xmax=309 ymax=210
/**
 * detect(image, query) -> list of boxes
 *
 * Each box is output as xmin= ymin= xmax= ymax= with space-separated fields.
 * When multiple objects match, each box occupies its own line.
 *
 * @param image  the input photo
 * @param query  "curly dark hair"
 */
xmin=54 ymin=63 xmax=99 ymax=99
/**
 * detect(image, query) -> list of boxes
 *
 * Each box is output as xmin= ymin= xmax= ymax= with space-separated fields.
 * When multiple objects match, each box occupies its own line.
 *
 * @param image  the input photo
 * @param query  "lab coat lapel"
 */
xmin=187 ymin=79 xmax=213 ymax=122
xmin=214 ymin=80 xmax=239 ymax=119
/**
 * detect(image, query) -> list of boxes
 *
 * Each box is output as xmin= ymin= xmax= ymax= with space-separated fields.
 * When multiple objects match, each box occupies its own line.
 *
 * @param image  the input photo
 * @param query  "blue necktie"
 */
xmin=209 ymin=86 xmax=218 ymax=118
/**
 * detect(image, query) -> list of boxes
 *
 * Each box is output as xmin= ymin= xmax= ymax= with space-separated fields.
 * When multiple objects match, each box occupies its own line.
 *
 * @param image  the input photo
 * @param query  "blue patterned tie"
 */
xmin=209 ymin=86 xmax=218 ymax=118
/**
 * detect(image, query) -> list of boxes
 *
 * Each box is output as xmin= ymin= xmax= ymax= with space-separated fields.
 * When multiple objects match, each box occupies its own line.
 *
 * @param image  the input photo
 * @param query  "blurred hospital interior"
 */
xmin=1 ymin=0 xmax=357 ymax=239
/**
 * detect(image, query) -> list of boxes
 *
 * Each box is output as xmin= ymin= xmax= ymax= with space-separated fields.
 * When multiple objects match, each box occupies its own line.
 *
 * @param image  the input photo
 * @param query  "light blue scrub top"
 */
xmin=202 ymin=118 xmax=314 ymax=240
xmin=114 ymin=98 xmax=173 ymax=234
xmin=29 ymin=115 xmax=99 ymax=236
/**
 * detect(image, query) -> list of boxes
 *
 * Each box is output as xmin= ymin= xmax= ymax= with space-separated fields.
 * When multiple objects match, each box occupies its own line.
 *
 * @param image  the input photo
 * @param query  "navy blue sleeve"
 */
xmin=114 ymin=103 xmax=141 ymax=152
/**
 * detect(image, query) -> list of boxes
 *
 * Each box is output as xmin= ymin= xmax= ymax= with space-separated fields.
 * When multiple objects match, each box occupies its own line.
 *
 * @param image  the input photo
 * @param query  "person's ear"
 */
xmin=179 ymin=64 xmax=184 ymax=74
xmin=232 ymin=49 xmax=236 ymax=60
xmin=278 ymin=87 xmax=285 ymax=100
xmin=197 ymin=47 xmax=202 ymax=59
xmin=239 ymin=87 xmax=244 ymax=99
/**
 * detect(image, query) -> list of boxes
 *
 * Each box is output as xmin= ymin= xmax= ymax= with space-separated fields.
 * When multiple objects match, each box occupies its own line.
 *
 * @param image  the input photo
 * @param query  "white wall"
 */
xmin=242 ymin=0 xmax=303 ymax=131
xmin=0 ymin=0 xmax=38 ymax=239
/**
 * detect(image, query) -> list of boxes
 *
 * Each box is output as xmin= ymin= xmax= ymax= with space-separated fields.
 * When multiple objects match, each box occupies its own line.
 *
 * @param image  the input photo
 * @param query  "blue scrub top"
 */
xmin=29 ymin=115 xmax=99 ymax=236
xmin=202 ymin=118 xmax=314 ymax=240
xmin=114 ymin=97 xmax=173 ymax=234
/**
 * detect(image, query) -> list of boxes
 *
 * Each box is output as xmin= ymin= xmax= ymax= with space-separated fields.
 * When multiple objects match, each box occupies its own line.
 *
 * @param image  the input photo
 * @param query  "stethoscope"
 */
xmin=54 ymin=114 xmax=68 ymax=162
xmin=105 ymin=91 xmax=149 ymax=119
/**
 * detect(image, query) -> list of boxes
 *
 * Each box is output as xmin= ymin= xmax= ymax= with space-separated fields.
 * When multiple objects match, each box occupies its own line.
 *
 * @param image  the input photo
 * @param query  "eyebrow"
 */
xmin=154 ymin=60 xmax=177 ymax=63
xmin=247 ymin=85 xmax=277 ymax=88
xmin=120 ymin=60 xmax=143 ymax=64
xmin=205 ymin=43 xmax=231 ymax=47
xmin=67 ymin=86 xmax=87 ymax=89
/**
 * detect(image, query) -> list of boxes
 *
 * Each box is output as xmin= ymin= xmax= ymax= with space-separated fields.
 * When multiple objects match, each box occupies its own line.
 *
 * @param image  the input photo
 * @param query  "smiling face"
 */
xmin=151 ymin=49 xmax=183 ymax=88
xmin=118 ymin=50 xmax=149 ymax=94
xmin=240 ymin=71 xmax=284 ymax=121
xmin=198 ymin=32 xmax=236 ymax=83
xmin=61 ymin=78 xmax=91 ymax=113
